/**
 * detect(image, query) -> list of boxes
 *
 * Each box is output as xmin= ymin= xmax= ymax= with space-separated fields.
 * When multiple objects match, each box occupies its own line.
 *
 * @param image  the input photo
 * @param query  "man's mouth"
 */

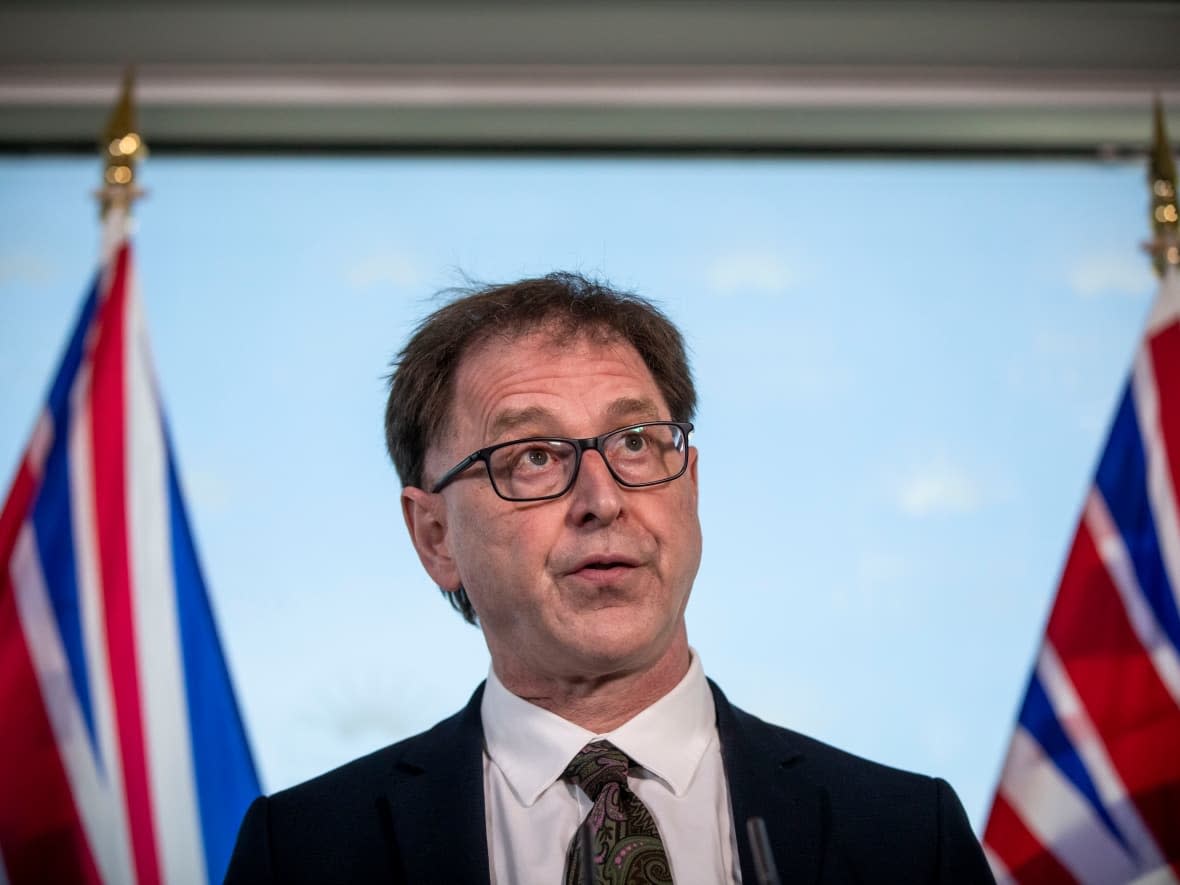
xmin=561 ymin=554 xmax=646 ymax=590
xmin=570 ymin=554 xmax=638 ymax=571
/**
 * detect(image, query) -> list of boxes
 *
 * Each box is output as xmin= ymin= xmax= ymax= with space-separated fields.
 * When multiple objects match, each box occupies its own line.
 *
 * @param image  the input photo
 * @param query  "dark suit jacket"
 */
xmin=225 ymin=681 xmax=994 ymax=884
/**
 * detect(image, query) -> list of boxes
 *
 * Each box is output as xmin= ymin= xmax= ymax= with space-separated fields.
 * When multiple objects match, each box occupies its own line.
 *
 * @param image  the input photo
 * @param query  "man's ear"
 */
xmin=401 ymin=486 xmax=462 ymax=592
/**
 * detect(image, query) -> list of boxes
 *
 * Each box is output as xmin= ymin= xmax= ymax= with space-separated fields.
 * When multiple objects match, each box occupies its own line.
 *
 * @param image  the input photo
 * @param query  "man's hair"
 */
xmin=385 ymin=271 xmax=697 ymax=624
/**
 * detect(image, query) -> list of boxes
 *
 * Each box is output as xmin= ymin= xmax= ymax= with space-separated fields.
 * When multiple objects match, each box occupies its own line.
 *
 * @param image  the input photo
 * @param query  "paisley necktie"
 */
xmin=562 ymin=740 xmax=674 ymax=885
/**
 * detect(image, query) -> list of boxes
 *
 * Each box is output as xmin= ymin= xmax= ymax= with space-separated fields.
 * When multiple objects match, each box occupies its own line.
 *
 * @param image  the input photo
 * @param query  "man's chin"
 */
xmin=556 ymin=613 xmax=682 ymax=675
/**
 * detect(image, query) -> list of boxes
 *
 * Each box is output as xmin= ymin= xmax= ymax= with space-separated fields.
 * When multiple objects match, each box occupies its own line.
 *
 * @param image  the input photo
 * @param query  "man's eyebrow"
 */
xmin=606 ymin=397 xmax=663 ymax=423
xmin=487 ymin=398 xmax=663 ymax=441
xmin=488 ymin=406 xmax=557 ymax=440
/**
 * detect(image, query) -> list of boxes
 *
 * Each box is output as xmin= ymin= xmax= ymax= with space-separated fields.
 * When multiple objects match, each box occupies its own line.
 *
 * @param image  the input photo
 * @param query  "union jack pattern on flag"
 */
xmin=0 ymin=211 xmax=260 ymax=883
xmin=982 ymin=266 xmax=1180 ymax=884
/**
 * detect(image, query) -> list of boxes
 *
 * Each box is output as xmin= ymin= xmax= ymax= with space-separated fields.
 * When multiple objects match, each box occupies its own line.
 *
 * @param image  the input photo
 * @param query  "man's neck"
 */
xmin=492 ymin=637 xmax=692 ymax=733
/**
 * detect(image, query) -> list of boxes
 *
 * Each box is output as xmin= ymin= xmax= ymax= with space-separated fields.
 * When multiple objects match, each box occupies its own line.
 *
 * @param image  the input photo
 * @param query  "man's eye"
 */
xmin=612 ymin=430 xmax=651 ymax=457
xmin=524 ymin=448 xmax=551 ymax=467
xmin=622 ymin=433 xmax=647 ymax=452
xmin=510 ymin=444 xmax=565 ymax=473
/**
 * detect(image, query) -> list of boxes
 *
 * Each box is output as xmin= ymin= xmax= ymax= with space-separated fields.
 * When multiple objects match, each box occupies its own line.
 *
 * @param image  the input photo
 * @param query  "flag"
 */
xmin=0 ymin=212 xmax=260 ymax=884
xmin=982 ymin=267 xmax=1180 ymax=883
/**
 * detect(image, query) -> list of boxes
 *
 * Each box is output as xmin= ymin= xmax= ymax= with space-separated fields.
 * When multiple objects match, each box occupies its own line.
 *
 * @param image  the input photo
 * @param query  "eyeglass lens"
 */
xmin=488 ymin=424 xmax=687 ymax=500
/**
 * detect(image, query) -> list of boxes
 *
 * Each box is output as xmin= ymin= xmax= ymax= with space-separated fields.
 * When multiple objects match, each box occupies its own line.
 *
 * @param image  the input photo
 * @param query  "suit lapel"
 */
xmin=711 ymin=681 xmax=827 ymax=885
xmin=384 ymin=684 xmax=491 ymax=885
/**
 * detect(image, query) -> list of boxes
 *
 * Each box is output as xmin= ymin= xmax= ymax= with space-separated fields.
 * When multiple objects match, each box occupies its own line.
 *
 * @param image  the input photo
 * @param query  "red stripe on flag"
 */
xmin=983 ymin=793 xmax=1077 ymax=884
xmin=1046 ymin=520 xmax=1180 ymax=861
xmin=90 ymin=244 xmax=161 ymax=885
xmin=0 ymin=458 xmax=39 ymax=584
xmin=1148 ymin=324 xmax=1180 ymax=493
xmin=0 ymin=572 xmax=101 ymax=884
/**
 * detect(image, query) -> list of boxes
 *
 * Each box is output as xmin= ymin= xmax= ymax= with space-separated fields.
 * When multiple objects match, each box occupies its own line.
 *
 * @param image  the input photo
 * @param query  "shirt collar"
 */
xmin=481 ymin=651 xmax=716 ymax=806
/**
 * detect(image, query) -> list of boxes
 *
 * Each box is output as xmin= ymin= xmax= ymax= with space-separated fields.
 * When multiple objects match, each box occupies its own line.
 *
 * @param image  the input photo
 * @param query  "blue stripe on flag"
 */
xmin=1019 ymin=671 xmax=1128 ymax=852
xmin=48 ymin=275 xmax=100 ymax=420
xmin=31 ymin=275 xmax=103 ymax=756
xmin=1094 ymin=385 xmax=1180 ymax=656
xmin=31 ymin=427 xmax=96 ymax=755
xmin=166 ymin=448 xmax=260 ymax=883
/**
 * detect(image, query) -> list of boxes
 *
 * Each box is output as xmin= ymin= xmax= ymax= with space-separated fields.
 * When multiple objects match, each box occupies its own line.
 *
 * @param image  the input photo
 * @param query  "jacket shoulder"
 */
xmin=713 ymin=683 xmax=994 ymax=884
xmin=717 ymin=682 xmax=938 ymax=796
xmin=225 ymin=686 xmax=485 ymax=885
xmin=270 ymin=700 xmax=470 ymax=810
xmin=733 ymin=700 xmax=938 ymax=793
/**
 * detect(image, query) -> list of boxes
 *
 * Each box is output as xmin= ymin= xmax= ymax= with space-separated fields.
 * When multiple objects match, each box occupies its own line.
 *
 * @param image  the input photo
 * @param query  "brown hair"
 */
xmin=385 ymin=272 xmax=697 ymax=624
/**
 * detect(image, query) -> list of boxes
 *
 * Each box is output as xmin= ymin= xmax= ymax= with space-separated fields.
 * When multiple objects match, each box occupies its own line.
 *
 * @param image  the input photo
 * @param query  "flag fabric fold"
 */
xmin=983 ymin=268 xmax=1180 ymax=884
xmin=0 ymin=214 xmax=260 ymax=884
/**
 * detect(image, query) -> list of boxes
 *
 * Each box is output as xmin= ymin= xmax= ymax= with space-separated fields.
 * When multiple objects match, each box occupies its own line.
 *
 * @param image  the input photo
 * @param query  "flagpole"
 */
xmin=1146 ymin=96 xmax=1179 ymax=278
xmin=97 ymin=68 xmax=146 ymax=260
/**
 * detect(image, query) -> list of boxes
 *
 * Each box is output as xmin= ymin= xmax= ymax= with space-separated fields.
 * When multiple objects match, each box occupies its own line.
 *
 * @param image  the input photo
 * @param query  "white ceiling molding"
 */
xmin=1 ymin=2 xmax=1177 ymax=151
xmin=1 ymin=66 xmax=1172 ymax=110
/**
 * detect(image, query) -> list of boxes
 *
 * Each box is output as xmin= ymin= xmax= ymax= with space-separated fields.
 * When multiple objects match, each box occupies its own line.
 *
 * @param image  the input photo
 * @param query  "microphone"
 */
xmin=746 ymin=816 xmax=782 ymax=885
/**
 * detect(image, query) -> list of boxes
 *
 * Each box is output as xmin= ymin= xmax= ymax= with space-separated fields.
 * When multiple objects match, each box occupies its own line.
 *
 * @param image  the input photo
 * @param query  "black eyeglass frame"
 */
xmin=429 ymin=421 xmax=695 ymax=502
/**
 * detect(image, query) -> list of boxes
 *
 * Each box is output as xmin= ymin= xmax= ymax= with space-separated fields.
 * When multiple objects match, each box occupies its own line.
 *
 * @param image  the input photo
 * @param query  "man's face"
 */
xmin=404 ymin=329 xmax=701 ymax=688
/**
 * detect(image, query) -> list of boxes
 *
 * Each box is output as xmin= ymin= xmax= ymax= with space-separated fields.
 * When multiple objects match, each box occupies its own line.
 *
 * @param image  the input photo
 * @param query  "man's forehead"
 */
xmin=457 ymin=324 xmax=645 ymax=383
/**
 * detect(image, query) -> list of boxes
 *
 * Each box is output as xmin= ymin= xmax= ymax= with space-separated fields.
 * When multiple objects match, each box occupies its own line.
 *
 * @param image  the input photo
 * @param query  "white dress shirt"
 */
xmin=481 ymin=652 xmax=741 ymax=885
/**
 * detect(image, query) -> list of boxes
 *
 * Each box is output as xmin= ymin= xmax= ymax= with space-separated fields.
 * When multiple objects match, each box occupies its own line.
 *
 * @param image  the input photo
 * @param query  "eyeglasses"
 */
xmin=430 ymin=421 xmax=694 ymax=502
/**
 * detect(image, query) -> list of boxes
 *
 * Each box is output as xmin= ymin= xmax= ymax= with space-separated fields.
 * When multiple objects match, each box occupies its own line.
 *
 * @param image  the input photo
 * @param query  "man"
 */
xmin=225 ymin=273 xmax=994 ymax=884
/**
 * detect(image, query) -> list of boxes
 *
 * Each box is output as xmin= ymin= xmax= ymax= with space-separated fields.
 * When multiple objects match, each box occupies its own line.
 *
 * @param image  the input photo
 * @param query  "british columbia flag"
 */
xmin=0 ymin=212 xmax=260 ymax=883
xmin=982 ymin=266 xmax=1180 ymax=883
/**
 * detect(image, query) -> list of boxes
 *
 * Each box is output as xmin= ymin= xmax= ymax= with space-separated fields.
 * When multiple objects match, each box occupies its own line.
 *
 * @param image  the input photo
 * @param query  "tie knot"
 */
xmin=562 ymin=740 xmax=631 ymax=801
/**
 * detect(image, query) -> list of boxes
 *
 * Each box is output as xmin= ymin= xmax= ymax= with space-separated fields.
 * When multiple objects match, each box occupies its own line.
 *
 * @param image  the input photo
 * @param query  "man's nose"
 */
xmin=567 ymin=450 xmax=623 ymax=525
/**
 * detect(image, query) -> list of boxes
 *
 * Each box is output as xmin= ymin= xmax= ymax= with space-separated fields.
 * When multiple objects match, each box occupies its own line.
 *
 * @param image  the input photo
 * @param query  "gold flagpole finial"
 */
xmin=1147 ymin=95 xmax=1179 ymax=277
xmin=98 ymin=67 xmax=146 ymax=217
